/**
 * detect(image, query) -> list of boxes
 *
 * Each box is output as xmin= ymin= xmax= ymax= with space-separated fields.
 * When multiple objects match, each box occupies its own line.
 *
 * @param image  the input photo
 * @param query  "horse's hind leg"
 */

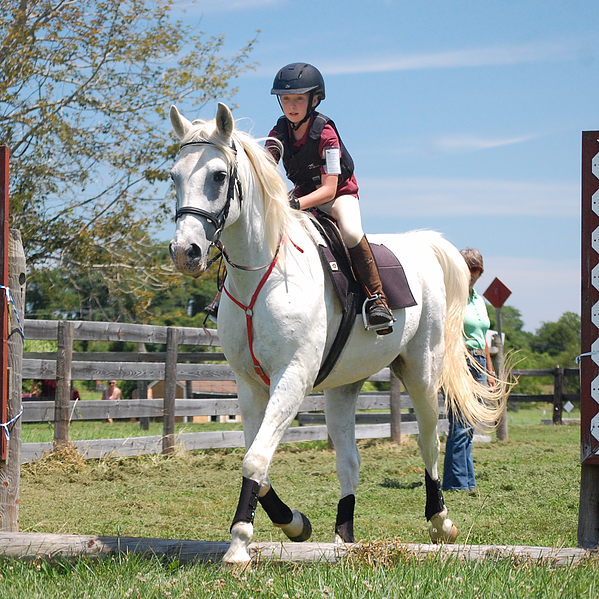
xmin=392 ymin=358 xmax=458 ymax=544
xmin=325 ymin=380 xmax=363 ymax=544
xmin=258 ymin=486 xmax=312 ymax=541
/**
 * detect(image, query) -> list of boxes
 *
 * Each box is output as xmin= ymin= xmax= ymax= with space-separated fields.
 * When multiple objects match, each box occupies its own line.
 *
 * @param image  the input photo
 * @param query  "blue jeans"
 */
xmin=442 ymin=354 xmax=487 ymax=491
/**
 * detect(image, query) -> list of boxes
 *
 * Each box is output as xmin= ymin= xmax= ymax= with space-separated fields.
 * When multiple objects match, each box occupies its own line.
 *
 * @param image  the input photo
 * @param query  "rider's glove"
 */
xmin=288 ymin=193 xmax=301 ymax=210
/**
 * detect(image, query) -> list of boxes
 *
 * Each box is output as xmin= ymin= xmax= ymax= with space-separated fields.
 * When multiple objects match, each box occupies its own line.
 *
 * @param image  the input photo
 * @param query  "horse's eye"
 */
xmin=214 ymin=171 xmax=227 ymax=183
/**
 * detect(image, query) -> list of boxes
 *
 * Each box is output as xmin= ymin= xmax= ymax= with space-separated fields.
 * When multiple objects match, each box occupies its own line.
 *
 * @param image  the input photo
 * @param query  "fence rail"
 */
xmin=19 ymin=319 xmax=579 ymax=463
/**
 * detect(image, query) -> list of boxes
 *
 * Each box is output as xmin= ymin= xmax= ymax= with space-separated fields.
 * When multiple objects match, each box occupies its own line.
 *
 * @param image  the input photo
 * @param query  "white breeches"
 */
xmin=317 ymin=194 xmax=364 ymax=249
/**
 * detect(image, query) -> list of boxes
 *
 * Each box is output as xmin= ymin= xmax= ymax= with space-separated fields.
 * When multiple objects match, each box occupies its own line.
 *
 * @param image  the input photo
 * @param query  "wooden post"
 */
xmin=0 ymin=148 xmax=10 ymax=461
xmin=579 ymin=465 xmax=599 ymax=549
xmin=494 ymin=308 xmax=508 ymax=441
xmin=552 ymin=367 xmax=564 ymax=425
xmin=390 ymin=372 xmax=402 ymax=444
xmin=0 ymin=230 xmax=26 ymax=531
xmin=162 ymin=327 xmax=178 ymax=455
xmin=137 ymin=342 xmax=150 ymax=431
xmin=578 ymin=131 xmax=599 ymax=548
xmin=53 ymin=321 xmax=73 ymax=448
xmin=138 ymin=380 xmax=150 ymax=431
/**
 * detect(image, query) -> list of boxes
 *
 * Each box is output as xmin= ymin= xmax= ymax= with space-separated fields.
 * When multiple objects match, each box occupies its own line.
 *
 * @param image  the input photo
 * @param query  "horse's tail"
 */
xmin=428 ymin=236 xmax=508 ymax=428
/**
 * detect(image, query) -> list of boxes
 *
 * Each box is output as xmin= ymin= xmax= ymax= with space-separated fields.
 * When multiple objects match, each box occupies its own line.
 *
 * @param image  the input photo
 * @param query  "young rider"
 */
xmin=266 ymin=62 xmax=395 ymax=334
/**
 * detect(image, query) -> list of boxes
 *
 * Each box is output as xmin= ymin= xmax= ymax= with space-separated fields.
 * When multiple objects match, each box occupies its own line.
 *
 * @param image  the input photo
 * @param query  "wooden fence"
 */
xmin=21 ymin=319 xmax=435 ymax=463
xmin=510 ymin=367 xmax=579 ymax=425
xmin=19 ymin=319 xmax=579 ymax=464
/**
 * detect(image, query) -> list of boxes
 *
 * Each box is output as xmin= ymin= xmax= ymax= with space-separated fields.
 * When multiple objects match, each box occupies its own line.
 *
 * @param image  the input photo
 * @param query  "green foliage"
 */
xmin=531 ymin=312 xmax=581 ymax=357
xmin=1 ymin=0 xmax=257 ymax=321
xmin=487 ymin=305 xmax=581 ymax=394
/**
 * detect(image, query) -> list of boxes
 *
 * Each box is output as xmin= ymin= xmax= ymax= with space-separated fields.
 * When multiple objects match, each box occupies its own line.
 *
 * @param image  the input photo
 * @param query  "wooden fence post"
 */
xmin=493 ymin=320 xmax=508 ymax=441
xmin=0 ymin=230 xmax=26 ymax=531
xmin=552 ymin=366 xmax=564 ymax=425
xmin=137 ymin=342 xmax=150 ymax=431
xmin=138 ymin=380 xmax=150 ymax=431
xmin=53 ymin=321 xmax=73 ymax=448
xmin=578 ymin=130 xmax=599 ymax=548
xmin=0 ymin=147 xmax=9 ymax=463
xmin=390 ymin=372 xmax=402 ymax=444
xmin=162 ymin=327 xmax=178 ymax=455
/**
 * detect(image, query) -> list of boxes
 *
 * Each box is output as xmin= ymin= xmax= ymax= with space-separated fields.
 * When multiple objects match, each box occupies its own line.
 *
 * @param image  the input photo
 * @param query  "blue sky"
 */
xmin=170 ymin=0 xmax=597 ymax=332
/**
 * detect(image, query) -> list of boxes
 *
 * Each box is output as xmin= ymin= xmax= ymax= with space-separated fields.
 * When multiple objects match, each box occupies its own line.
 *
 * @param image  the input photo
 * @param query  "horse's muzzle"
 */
xmin=169 ymin=235 xmax=207 ymax=277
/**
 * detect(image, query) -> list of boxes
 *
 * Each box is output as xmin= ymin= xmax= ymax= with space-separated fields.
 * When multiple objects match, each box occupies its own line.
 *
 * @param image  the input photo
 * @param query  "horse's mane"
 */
xmin=180 ymin=118 xmax=309 ymax=256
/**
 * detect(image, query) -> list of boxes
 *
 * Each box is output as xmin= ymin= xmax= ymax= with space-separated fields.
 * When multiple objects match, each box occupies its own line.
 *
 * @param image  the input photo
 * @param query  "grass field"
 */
xmin=7 ymin=403 xmax=596 ymax=598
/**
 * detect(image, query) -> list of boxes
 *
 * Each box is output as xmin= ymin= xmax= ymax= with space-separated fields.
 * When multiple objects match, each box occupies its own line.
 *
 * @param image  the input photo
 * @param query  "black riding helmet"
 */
xmin=271 ymin=63 xmax=325 ymax=130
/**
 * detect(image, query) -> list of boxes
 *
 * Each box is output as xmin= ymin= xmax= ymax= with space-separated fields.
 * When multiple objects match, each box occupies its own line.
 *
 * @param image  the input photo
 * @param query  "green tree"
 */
xmin=487 ymin=306 xmax=581 ymax=395
xmin=487 ymin=304 xmax=534 ymax=354
xmin=26 ymin=242 xmax=222 ymax=325
xmin=1 ymin=0 xmax=257 ymax=321
xmin=530 ymin=312 xmax=580 ymax=357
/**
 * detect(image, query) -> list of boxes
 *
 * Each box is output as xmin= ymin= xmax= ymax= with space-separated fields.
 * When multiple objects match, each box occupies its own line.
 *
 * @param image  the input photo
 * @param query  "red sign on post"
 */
xmin=483 ymin=277 xmax=512 ymax=309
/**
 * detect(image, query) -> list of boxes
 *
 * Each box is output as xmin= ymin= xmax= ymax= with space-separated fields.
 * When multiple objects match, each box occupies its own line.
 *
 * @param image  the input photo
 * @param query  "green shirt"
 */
xmin=463 ymin=288 xmax=490 ymax=351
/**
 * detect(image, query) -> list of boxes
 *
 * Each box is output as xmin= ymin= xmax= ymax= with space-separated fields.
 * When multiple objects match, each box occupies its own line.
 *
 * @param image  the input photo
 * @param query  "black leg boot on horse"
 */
xmin=349 ymin=236 xmax=396 ymax=335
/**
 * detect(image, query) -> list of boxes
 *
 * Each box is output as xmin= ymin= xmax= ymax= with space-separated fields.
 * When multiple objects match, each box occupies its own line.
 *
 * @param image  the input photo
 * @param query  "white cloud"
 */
xmin=429 ymin=134 xmax=536 ymax=154
xmin=359 ymin=177 xmax=580 ymax=217
xmin=477 ymin=256 xmax=580 ymax=332
xmin=180 ymin=0 xmax=282 ymax=13
xmin=317 ymin=40 xmax=574 ymax=75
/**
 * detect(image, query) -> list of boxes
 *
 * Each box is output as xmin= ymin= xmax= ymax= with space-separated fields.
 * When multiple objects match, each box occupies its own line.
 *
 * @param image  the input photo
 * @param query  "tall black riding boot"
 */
xmin=348 ymin=236 xmax=395 ymax=335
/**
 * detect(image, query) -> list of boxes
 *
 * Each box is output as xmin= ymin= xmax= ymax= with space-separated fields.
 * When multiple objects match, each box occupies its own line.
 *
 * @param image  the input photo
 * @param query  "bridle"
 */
xmin=174 ymin=138 xmax=244 ymax=248
xmin=172 ymin=132 xmax=307 ymax=387
xmin=173 ymin=136 xmax=279 ymax=273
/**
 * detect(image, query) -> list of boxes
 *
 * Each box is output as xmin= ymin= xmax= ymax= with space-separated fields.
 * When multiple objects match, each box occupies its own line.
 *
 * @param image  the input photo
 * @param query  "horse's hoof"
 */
xmin=222 ymin=546 xmax=252 ymax=565
xmin=334 ymin=520 xmax=354 ymax=544
xmin=335 ymin=533 xmax=354 ymax=545
xmin=429 ymin=522 xmax=458 ymax=544
xmin=224 ymin=522 xmax=253 ymax=564
xmin=284 ymin=510 xmax=312 ymax=542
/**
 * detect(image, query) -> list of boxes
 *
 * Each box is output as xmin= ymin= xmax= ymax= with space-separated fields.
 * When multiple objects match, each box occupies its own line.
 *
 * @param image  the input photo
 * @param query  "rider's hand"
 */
xmin=288 ymin=192 xmax=301 ymax=210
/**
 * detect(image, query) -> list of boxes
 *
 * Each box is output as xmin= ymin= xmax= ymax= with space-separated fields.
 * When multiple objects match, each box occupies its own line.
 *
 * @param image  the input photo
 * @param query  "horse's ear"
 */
xmin=216 ymin=103 xmax=234 ymax=141
xmin=170 ymin=105 xmax=193 ymax=140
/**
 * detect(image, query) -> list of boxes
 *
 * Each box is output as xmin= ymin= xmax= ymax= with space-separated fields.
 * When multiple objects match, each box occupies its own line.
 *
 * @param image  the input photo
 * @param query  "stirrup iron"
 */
xmin=361 ymin=294 xmax=396 ymax=332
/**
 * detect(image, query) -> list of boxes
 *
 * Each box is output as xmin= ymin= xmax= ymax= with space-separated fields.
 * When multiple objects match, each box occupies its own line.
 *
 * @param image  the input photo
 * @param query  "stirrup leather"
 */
xmin=361 ymin=294 xmax=396 ymax=332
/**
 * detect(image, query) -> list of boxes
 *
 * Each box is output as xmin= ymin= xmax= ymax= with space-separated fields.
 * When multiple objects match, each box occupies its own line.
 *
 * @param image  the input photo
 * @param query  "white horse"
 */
xmin=168 ymin=103 xmax=504 ymax=564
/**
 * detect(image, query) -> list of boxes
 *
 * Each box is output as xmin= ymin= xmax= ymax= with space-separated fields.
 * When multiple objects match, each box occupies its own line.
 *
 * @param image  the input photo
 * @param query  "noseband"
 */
xmin=174 ymin=138 xmax=244 ymax=245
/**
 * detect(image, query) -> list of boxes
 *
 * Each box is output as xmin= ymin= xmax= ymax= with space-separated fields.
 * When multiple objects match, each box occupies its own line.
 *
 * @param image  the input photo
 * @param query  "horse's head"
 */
xmin=168 ymin=103 xmax=241 ymax=277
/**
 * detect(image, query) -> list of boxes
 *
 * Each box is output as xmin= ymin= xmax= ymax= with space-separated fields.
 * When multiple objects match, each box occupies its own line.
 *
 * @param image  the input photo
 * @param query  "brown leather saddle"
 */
xmin=310 ymin=211 xmax=417 ymax=387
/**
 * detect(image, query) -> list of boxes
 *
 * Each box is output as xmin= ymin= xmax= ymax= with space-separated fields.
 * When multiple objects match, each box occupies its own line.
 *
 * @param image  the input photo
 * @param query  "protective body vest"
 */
xmin=274 ymin=112 xmax=355 ymax=197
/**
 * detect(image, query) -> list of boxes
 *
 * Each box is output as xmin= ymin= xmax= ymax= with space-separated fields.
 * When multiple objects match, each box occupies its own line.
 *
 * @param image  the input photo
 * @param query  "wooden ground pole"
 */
xmin=0 ymin=532 xmax=591 ymax=566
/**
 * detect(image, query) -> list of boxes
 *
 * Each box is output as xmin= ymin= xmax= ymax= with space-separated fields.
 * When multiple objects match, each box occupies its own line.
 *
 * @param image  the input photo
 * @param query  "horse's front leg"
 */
xmin=223 ymin=374 xmax=312 ymax=564
xmin=223 ymin=378 xmax=268 ymax=564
